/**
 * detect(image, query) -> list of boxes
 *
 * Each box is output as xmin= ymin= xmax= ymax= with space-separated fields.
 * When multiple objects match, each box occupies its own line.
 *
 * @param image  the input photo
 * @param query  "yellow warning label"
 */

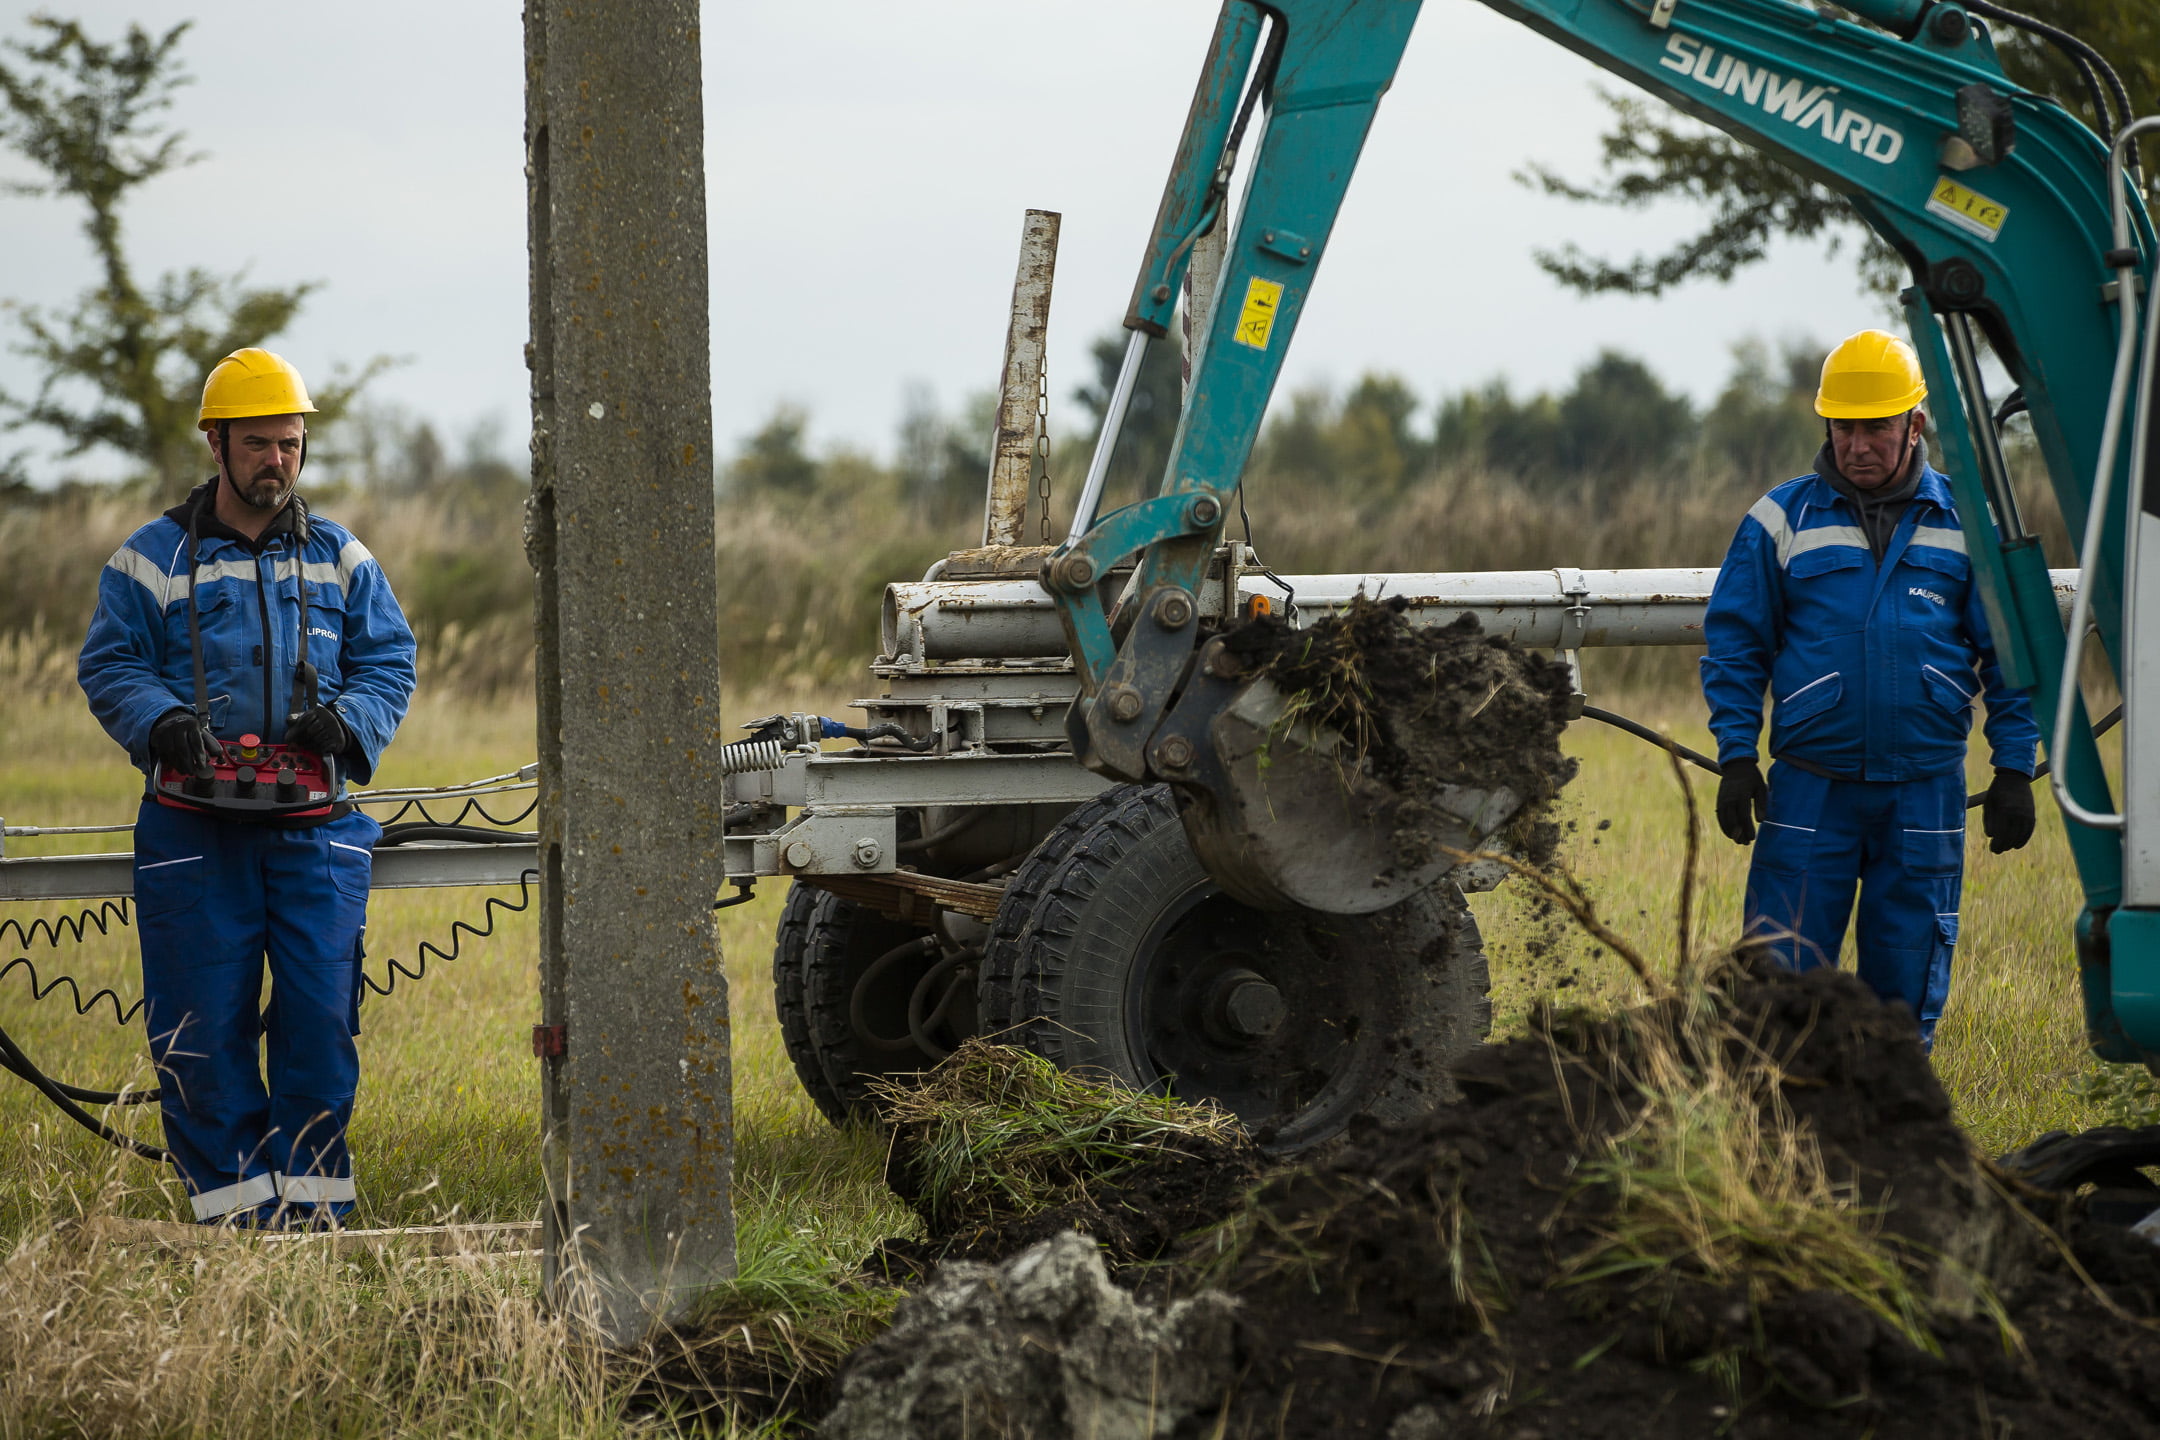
xmin=1233 ymin=276 xmax=1285 ymax=351
xmin=1926 ymin=176 xmax=2008 ymax=242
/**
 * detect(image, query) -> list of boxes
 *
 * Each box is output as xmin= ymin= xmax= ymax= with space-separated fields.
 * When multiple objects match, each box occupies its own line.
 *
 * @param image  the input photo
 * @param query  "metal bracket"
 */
xmin=1648 ymin=0 xmax=1679 ymax=29
xmin=1553 ymin=566 xmax=1590 ymax=718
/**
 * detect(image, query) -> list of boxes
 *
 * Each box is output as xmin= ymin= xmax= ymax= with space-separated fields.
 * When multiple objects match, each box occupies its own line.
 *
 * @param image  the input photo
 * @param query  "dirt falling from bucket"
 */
xmin=1220 ymin=596 xmax=1580 ymax=866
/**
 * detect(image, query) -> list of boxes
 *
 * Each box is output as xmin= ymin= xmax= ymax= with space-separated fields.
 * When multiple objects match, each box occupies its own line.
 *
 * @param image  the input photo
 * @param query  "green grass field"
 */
xmin=0 ymin=684 xmax=2137 ymax=1435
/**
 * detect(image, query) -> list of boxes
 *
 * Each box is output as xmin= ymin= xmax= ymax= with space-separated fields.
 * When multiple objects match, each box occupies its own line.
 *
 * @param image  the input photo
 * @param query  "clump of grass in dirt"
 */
xmin=1561 ymin=973 xmax=2008 ymax=1361
xmin=871 ymin=1041 xmax=1250 ymax=1251
xmin=1501 ymin=753 xmax=2015 ymax=1351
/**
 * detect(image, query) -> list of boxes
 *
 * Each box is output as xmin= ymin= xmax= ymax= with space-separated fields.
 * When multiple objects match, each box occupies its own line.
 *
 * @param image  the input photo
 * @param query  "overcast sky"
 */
xmin=0 ymin=1 xmax=1878 ymax=481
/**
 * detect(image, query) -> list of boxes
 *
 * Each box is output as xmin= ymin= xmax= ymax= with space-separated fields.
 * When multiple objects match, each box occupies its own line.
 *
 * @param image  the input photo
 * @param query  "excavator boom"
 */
xmin=1046 ymin=0 xmax=2160 ymax=1058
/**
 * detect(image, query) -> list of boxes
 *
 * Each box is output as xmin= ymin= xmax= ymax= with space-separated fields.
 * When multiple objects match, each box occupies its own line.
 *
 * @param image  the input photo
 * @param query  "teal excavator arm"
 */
xmin=1045 ymin=0 xmax=2160 ymax=1058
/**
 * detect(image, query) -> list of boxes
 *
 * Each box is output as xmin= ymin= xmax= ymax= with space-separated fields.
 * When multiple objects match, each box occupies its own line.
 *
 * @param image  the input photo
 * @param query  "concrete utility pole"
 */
xmin=523 ymin=0 xmax=734 ymax=1342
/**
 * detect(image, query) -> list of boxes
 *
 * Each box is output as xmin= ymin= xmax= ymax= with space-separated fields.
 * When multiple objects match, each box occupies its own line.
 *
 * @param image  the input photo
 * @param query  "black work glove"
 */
xmin=1716 ymin=758 xmax=1768 ymax=845
xmin=285 ymin=705 xmax=352 ymax=757
xmin=149 ymin=709 xmax=216 ymax=777
xmin=1982 ymin=768 xmax=2036 ymax=854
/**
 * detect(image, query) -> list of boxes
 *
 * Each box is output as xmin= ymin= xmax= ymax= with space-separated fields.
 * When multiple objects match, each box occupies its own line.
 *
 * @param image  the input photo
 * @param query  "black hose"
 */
xmin=1580 ymin=700 xmax=2126 ymax=813
xmin=848 ymin=935 xmax=941 ymax=1055
xmin=0 ymin=1019 xmax=168 ymax=1161
xmin=897 ymin=808 xmax=986 ymax=856
xmin=1962 ymin=0 xmax=2139 ymax=176
xmin=1967 ymin=703 xmax=2124 ymax=810
xmin=1581 ymin=705 xmax=1722 ymax=776
xmin=2 ymin=955 xmax=144 ymax=1027
xmin=375 ymin=823 xmax=539 ymax=846
xmin=905 ymin=947 xmax=978 ymax=1062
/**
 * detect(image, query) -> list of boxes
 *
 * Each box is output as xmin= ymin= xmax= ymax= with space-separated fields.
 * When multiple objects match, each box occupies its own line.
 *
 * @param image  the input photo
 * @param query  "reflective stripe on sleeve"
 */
xmin=336 ymin=539 xmax=374 ymax=592
xmin=1747 ymin=495 xmax=1794 ymax=564
xmin=105 ymin=545 xmax=187 ymax=608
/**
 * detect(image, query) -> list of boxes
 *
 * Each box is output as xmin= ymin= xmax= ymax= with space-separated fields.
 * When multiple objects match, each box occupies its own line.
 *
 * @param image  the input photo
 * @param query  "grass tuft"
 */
xmin=872 ymin=1040 xmax=1244 ymax=1234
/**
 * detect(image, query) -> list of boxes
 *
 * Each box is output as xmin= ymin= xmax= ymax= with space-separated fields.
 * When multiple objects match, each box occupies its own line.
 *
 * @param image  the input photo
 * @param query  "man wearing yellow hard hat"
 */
xmin=1699 ymin=329 xmax=2039 ymax=1048
xmin=79 ymin=349 xmax=416 ymax=1226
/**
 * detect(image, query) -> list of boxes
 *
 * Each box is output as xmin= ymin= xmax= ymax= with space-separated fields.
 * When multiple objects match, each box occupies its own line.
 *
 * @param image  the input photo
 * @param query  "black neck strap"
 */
xmin=183 ymin=478 xmax=319 ymax=734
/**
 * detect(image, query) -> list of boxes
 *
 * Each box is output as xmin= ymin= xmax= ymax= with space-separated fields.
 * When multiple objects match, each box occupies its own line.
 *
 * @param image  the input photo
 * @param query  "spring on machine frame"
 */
xmin=717 ymin=737 xmax=791 ymax=776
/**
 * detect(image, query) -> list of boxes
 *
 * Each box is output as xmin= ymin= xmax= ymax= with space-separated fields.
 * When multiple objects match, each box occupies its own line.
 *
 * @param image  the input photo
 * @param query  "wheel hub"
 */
xmin=1204 ymin=968 xmax=1285 ymax=1043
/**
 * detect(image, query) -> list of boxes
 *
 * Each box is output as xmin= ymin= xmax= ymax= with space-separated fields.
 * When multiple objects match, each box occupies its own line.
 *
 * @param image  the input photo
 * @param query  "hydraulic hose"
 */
xmin=0 ymin=1019 xmax=167 ymax=1161
xmin=2049 ymin=117 xmax=2160 ymax=831
xmin=1579 ymin=702 xmax=2124 ymax=813
xmin=376 ymin=823 xmax=539 ymax=846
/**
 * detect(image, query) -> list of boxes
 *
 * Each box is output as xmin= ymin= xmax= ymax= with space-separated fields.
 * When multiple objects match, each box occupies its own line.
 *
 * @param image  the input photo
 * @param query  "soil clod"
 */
xmin=1220 ymin=597 xmax=1579 ymax=865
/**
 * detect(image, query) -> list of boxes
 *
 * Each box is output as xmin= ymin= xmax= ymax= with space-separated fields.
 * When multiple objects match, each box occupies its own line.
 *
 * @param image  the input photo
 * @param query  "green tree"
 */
xmin=1255 ymin=373 xmax=1431 ymax=494
xmin=895 ymin=382 xmax=993 ymax=520
xmin=1073 ymin=329 xmax=1185 ymax=501
xmin=1557 ymin=350 xmax=1696 ymax=475
xmin=1701 ymin=337 xmax=1827 ymax=489
xmin=725 ymin=405 xmax=820 ymax=494
xmin=1434 ymin=351 xmax=1695 ymax=488
xmin=1521 ymin=4 xmax=2158 ymax=298
xmin=0 ymin=16 xmax=383 ymax=499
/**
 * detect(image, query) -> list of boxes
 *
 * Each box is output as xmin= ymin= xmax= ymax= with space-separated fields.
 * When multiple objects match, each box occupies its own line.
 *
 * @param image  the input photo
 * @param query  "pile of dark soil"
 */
xmin=1219 ymin=597 xmax=1579 ymax=864
xmin=820 ymin=960 xmax=2160 ymax=1437
xmin=1182 ymin=957 xmax=2160 ymax=1438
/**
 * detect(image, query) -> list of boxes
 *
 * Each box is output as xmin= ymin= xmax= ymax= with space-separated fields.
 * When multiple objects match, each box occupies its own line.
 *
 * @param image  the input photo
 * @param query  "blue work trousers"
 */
xmin=133 ymin=800 xmax=379 ymax=1222
xmin=1743 ymin=765 xmax=1966 ymax=1047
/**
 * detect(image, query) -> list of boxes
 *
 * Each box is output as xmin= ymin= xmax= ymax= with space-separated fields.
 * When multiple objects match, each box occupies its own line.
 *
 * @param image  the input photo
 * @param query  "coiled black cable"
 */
xmin=5 ymin=868 xmax=541 ymax=1157
xmin=0 ymin=956 xmax=145 ymax=1027
xmin=1 ymin=898 xmax=144 ymax=1025
xmin=364 ymin=793 xmax=539 ymax=829
xmin=0 ymin=898 xmax=132 ymax=953
xmin=357 ymin=868 xmax=539 ymax=998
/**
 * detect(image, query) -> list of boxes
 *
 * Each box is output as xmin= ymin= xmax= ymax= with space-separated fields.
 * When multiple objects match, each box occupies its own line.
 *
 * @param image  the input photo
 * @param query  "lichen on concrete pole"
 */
xmin=523 ymin=0 xmax=734 ymax=1342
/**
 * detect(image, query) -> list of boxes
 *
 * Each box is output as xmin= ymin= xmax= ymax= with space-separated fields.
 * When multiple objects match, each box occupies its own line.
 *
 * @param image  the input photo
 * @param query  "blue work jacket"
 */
xmin=1700 ymin=466 xmax=2038 ymax=782
xmin=79 ymin=486 xmax=416 ymax=787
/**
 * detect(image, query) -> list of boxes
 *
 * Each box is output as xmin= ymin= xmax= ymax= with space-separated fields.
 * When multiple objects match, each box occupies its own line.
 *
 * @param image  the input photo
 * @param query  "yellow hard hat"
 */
xmin=197 ymin=348 xmax=318 ymax=431
xmin=1815 ymin=329 xmax=1928 ymax=419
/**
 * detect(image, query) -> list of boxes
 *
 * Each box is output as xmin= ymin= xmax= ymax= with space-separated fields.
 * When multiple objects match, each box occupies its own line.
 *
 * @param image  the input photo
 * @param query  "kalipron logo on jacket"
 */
xmin=1657 ymin=35 xmax=1905 ymax=164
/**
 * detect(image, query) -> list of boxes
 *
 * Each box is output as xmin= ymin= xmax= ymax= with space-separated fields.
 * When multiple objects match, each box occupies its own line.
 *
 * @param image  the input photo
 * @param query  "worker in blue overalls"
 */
xmin=80 ymin=349 xmax=416 ymax=1226
xmin=1701 ymin=329 xmax=2039 ymax=1047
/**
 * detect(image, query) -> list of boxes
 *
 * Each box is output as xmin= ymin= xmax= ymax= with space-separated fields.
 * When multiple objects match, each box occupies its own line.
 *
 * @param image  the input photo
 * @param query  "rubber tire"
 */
xmin=978 ymin=783 xmax=1148 ymax=1034
xmin=772 ymin=881 xmax=854 ymax=1124
xmin=1010 ymin=785 xmax=1490 ymax=1153
xmin=799 ymin=889 xmax=960 ymax=1123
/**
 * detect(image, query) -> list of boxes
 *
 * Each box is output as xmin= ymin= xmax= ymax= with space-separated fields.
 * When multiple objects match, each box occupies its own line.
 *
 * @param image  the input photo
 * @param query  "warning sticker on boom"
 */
xmin=1926 ymin=176 xmax=2008 ymax=243
xmin=1233 ymin=276 xmax=1285 ymax=351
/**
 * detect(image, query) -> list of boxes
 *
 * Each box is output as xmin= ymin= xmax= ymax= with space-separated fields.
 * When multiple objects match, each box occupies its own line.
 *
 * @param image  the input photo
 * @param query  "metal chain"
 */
xmin=1036 ymin=367 xmax=1054 ymax=543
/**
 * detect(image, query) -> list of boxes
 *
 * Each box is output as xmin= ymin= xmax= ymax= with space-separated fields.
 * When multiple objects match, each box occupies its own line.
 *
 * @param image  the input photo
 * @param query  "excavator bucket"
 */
xmin=1170 ymin=673 xmax=1526 ymax=915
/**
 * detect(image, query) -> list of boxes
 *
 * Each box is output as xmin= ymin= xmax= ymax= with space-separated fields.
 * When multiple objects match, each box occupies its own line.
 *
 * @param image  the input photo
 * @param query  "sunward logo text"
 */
xmin=1658 ymin=35 xmax=1904 ymax=164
